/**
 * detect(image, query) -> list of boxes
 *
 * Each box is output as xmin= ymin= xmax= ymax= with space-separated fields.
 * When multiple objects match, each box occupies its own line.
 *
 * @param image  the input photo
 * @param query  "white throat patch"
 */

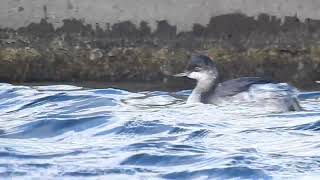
xmin=187 ymin=71 xmax=210 ymax=81
xmin=187 ymin=71 xmax=215 ymax=81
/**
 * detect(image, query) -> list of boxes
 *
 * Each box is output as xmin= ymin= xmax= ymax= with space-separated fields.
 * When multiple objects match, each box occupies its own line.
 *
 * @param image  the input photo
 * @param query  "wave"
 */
xmin=0 ymin=83 xmax=320 ymax=179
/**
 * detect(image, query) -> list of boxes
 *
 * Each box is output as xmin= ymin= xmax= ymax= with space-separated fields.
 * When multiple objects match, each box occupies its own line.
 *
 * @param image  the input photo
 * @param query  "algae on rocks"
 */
xmin=0 ymin=45 xmax=319 ymax=89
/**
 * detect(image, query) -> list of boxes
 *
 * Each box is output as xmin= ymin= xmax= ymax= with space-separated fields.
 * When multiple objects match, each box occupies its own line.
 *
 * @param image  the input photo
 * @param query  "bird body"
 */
xmin=175 ymin=55 xmax=301 ymax=111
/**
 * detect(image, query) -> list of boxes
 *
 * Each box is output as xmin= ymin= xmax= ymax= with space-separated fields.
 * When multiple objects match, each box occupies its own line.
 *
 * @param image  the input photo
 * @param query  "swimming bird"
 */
xmin=174 ymin=55 xmax=301 ymax=111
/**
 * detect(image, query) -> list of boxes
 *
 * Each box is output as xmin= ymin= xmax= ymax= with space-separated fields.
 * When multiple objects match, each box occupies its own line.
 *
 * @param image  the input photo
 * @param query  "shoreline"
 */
xmin=1 ymin=46 xmax=319 ymax=90
xmin=9 ymin=80 xmax=320 ymax=92
xmin=1 ymin=13 xmax=320 ymax=89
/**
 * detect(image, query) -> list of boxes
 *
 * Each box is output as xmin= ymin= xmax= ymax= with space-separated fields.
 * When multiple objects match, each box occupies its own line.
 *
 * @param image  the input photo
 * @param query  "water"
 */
xmin=0 ymin=83 xmax=320 ymax=179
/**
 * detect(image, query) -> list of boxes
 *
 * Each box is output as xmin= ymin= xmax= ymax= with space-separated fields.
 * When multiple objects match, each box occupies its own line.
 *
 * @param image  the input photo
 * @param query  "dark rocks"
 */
xmin=208 ymin=48 xmax=320 ymax=88
xmin=0 ymin=46 xmax=189 ymax=83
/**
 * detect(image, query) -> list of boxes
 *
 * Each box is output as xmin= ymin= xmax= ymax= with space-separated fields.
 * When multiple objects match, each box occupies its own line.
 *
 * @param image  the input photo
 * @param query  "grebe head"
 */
xmin=174 ymin=55 xmax=219 ymax=83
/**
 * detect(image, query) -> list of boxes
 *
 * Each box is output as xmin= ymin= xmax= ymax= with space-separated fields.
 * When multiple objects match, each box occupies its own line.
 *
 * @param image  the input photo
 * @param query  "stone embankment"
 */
xmin=1 ymin=0 xmax=320 ymax=89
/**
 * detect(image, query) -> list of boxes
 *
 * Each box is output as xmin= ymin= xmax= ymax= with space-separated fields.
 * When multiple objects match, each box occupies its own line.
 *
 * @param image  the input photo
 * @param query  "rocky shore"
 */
xmin=1 ymin=14 xmax=320 ymax=89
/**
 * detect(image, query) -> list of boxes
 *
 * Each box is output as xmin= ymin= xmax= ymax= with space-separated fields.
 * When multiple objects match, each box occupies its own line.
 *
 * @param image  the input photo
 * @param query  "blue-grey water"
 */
xmin=0 ymin=83 xmax=320 ymax=179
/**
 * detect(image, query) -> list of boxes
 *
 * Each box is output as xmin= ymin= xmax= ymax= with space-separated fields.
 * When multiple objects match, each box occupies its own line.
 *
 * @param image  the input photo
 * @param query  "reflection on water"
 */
xmin=0 ymin=83 xmax=320 ymax=179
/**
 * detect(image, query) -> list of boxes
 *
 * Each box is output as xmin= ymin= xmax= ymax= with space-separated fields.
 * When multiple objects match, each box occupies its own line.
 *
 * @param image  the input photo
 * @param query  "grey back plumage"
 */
xmin=212 ymin=77 xmax=276 ymax=98
xmin=201 ymin=77 xmax=275 ymax=103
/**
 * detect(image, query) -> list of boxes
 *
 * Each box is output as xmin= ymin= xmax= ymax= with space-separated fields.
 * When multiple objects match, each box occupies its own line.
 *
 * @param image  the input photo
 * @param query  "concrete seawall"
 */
xmin=1 ymin=0 xmax=320 ymax=89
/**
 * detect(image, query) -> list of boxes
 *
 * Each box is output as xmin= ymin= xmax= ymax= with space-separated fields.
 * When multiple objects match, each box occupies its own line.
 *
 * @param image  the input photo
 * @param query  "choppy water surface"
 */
xmin=0 ymin=83 xmax=320 ymax=179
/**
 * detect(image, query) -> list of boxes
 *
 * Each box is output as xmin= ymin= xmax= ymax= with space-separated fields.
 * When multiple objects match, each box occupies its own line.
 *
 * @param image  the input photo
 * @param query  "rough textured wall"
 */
xmin=1 ymin=0 xmax=320 ymax=89
xmin=2 ymin=0 xmax=320 ymax=31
